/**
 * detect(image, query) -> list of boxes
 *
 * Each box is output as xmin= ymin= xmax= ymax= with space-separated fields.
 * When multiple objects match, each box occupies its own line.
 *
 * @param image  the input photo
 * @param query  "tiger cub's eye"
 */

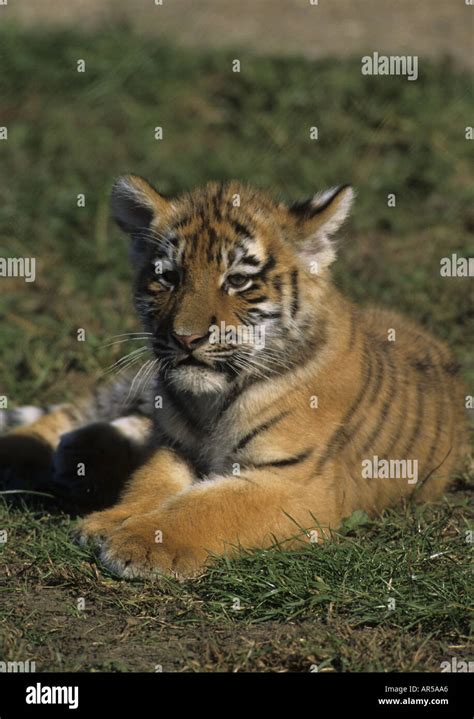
xmin=227 ymin=274 xmax=249 ymax=289
xmin=160 ymin=270 xmax=180 ymax=287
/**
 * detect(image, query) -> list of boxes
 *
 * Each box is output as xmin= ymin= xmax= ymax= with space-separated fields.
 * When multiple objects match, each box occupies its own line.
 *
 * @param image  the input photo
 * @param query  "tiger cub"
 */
xmin=0 ymin=176 xmax=468 ymax=578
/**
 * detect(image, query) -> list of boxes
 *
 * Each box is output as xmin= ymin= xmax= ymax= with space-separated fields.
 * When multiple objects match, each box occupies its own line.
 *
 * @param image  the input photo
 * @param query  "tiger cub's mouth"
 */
xmin=165 ymin=359 xmax=233 ymax=395
xmin=177 ymin=355 xmax=209 ymax=368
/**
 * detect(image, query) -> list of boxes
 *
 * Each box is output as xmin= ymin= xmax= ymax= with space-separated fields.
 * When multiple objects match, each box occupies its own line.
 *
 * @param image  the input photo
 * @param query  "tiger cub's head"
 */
xmin=111 ymin=176 xmax=353 ymax=394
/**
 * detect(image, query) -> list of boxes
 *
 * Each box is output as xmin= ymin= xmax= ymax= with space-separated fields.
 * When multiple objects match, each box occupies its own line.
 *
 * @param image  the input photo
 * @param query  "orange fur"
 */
xmin=2 ymin=177 xmax=468 ymax=578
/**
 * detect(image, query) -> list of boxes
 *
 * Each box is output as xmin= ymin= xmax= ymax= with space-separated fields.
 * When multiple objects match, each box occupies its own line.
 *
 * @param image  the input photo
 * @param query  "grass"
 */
xmin=0 ymin=24 xmax=473 ymax=672
xmin=2 ymin=490 xmax=472 ymax=671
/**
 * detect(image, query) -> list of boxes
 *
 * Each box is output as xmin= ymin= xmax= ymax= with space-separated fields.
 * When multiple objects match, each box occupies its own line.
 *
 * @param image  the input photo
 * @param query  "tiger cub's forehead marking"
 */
xmin=157 ymin=215 xmax=268 ymax=271
xmin=224 ymin=241 xmax=267 ymax=274
xmin=148 ymin=180 xmax=283 ymax=272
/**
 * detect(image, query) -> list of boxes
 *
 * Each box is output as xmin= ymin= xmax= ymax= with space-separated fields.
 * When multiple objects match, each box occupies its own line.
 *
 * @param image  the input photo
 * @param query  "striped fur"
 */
xmin=0 ymin=177 xmax=468 ymax=578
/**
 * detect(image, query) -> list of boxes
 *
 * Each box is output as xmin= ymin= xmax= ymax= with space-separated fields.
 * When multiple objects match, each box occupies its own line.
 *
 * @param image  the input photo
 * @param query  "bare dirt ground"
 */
xmin=4 ymin=574 xmax=463 ymax=672
xmin=5 ymin=0 xmax=473 ymax=69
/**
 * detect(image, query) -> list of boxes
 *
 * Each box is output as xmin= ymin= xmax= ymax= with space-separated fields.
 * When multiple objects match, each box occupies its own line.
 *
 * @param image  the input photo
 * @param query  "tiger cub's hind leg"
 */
xmin=0 ymin=402 xmax=85 ymax=494
xmin=0 ymin=403 xmax=152 ymax=510
xmin=51 ymin=416 xmax=152 ymax=510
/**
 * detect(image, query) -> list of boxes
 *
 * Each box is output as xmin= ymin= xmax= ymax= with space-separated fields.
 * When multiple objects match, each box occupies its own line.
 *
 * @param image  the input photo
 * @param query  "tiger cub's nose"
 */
xmin=172 ymin=331 xmax=208 ymax=351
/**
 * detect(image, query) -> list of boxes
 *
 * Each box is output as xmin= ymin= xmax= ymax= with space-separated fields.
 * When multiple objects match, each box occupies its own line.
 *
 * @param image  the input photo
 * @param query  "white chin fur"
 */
xmin=168 ymin=366 xmax=229 ymax=394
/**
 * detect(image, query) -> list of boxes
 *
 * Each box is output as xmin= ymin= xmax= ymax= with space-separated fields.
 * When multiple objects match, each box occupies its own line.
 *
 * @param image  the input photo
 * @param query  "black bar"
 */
xmin=0 ymin=672 xmax=471 ymax=717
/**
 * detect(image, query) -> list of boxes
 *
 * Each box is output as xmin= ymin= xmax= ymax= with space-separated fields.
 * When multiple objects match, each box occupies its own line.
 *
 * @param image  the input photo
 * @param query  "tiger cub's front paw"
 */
xmin=74 ymin=508 xmax=133 ymax=548
xmin=98 ymin=512 xmax=209 ymax=579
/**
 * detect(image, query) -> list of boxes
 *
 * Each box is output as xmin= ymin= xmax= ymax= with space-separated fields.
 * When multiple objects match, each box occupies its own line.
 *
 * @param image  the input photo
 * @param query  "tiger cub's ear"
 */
xmin=288 ymin=185 xmax=354 ymax=271
xmin=110 ymin=175 xmax=172 ymax=233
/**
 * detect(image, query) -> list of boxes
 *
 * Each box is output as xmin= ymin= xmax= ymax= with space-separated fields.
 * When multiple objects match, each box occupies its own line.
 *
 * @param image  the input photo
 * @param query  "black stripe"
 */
xmin=443 ymin=361 xmax=461 ymax=376
xmin=240 ymin=254 xmax=261 ymax=267
xmin=384 ymin=372 xmax=408 ymax=457
xmin=411 ymin=355 xmax=434 ymax=373
xmin=251 ymin=448 xmax=312 ymax=468
xmin=404 ymin=378 xmax=425 ymax=455
xmin=163 ymin=384 xmax=201 ymax=431
xmin=215 ymin=375 xmax=260 ymax=420
xmin=347 ymin=307 xmax=357 ymax=351
xmin=289 ymin=185 xmax=350 ymax=220
xmin=246 ymin=295 xmax=269 ymax=304
xmin=290 ymin=327 xmax=327 ymax=374
xmin=288 ymin=197 xmax=314 ymax=218
xmin=414 ymin=444 xmax=453 ymax=498
xmin=234 ymin=311 xmax=250 ymax=325
xmin=235 ymin=410 xmax=291 ymax=451
xmin=367 ymin=346 xmax=385 ymax=405
xmin=207 ymin=224 xmax=218 ymax=245
xmin=424 ymin=348 xmax=445 ymax=469
xmin=359 ymin=349 xmax=397 ymax=455
xmin=290 ymin=269 xmax=299 ymax=318
xmin=272 ymin=275 xmax=283 ymax=298
xmin=232 ymin=221 xmax=252 ymax=238
xmin=316 ymin=342 xmax=373 ymax=472
xmin=170 ymin=216 xmax=193 ymax=232
xmin=247 ymin=310 xmax=282 ymax=320
xmin=343 ymin=345 xmax=374 ymax=423
xmin=250 ymin=254 xmax=276 ymax=282
xmin=212 ymin=185 xmax=224 ymax=220
xmin=344 ymin=343 xmax=375 ymax=426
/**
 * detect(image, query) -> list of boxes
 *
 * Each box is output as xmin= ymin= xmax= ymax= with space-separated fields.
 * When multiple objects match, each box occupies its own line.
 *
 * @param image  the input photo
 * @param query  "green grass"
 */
xmin=1 ymin=490 xmax=472 ymax=671
xmin=0 ymin=24 xmax=473 ymax=671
